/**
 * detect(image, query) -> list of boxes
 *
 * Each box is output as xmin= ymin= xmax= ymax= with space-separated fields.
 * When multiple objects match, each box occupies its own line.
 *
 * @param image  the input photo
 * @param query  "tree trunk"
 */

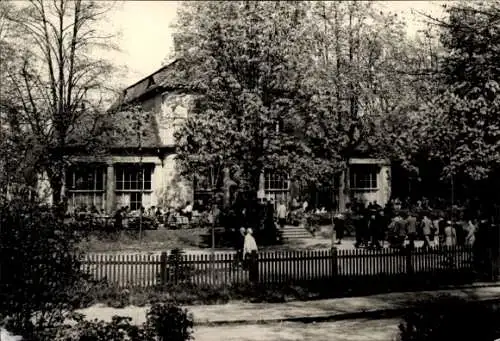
xmin=47 ymin=157 xmax=67 ymax=216
xmin=343 ymin=164 xmax=351 ymax=205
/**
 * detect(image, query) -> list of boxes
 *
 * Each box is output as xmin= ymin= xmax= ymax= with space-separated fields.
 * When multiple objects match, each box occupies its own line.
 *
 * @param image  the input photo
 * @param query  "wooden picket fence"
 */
xmin=81 ymin=246 xmax=475 ymax=288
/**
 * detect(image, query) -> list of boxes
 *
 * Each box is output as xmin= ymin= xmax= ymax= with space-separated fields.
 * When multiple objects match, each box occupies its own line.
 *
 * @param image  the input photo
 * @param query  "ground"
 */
xmin=79 ymin=228 xmax=204 ymax=253
xmin=194 ymin=318 xmax=400 ymax=341
xmin=80 ymin=224 xmax=425 ymax=255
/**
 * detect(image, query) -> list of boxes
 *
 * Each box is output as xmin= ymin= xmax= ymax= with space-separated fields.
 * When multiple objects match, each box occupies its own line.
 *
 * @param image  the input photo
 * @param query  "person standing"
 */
xmin=432 ymin=212 xmax=443 ymax=247
xmin=361 ymin=203 xmax=371 ymax=247
xmin=122 ymin=206 xmax=129 ymax=230
xmin=243 ymin=228 xmax=259 ymax=281
xmin=244 ymin=228 xmax=258 ymax=256
xmin=302 ymin=199 xmax=309 ymax=213
xmin=333 ymin=212 xmax=345 ymax=245
xmin=265 ymin=199 xmax=276 ymax=243
xmin=465 ymin=218 xmax=478 ymax=247
xmin=236 ymin=227 xmax=246 ymax=265
xmin=405 ymin=210 xmax=417 ymax=249
xmin=367 ymin=207 xmax=377 ymax=248
xmin=113 ymin=207 xmax=123 ymax=232
xmin=444 ymin=221 xmax=457 ymax=247
xmin=394 ymin=211 xmax=408 ymax=249
xmin=370 ymin=209 xmax=385 ymax=249
xmin=353 ymin=205 xmax=365 ymax=248
xmin=276 ymin=200 xmax=287 ymax=230
xmin=182 ymin=201 xmax=193 ymax=222
xmin=421 ymin=211 xmax=434 ymax=249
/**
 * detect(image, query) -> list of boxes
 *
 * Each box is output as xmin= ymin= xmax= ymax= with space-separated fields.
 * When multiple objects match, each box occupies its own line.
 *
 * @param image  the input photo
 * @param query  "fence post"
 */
xmin=405 ymin=246 xmax=414 ymax=276
xmin=160 ymin=251 xmax=168 ymax=286
xmin=331 ymin=247 xmax=338 ymax=278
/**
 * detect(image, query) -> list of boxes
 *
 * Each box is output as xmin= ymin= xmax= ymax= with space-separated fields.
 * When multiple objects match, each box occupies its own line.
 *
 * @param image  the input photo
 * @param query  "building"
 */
xmin=40 ymin=61 xmax=391 ymax=214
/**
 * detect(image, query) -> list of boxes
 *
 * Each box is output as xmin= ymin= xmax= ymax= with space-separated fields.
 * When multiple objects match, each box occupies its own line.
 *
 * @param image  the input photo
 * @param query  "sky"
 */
xmin=105 ymin=1 xmax=448 ymax=88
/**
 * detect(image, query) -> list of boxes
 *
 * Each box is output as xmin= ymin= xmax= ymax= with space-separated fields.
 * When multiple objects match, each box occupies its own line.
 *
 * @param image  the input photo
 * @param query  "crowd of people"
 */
xmin=67 ymin=201 xmax=199 ymax=230
xmin=333 ymin=199 xmax=484 ymax=250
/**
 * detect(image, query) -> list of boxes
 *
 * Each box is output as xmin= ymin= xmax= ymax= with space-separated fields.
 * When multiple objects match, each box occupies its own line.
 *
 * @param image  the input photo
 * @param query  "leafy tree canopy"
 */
xmin=170 ymin=1 xmax=423 ymax=191
xmin=417 ymin=1 xmax=500 ymax=181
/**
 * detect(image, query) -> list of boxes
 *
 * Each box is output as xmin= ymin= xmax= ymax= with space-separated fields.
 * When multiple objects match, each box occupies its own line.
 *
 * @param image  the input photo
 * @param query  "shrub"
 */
xmin=399 ymin=296 xmax=500 ymax=341
xmin=60 ymin=316 xmax=144 ymax=341
xmin=166 ymin=249 xmax=194 ymax=282
xmin=144 ymin=303 xmax=194 ymax=341
xmin=0 ymin=200 xmax=91 ymax=338
xmin=58 ymin=303 xmax=193 ymax=341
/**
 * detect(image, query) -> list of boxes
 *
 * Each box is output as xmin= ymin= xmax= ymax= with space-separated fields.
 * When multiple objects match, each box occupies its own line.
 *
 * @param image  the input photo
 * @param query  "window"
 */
xmin=115 ymin=164 xmax=153 ymax=211
xmin=193 ymin=168 xmax=221 ymax=191
xmin=264 ymin=171 xmax=289 ymax=208
xmin=115 ymin=164 xmax=152 ymax=191
xmin=350 ymin=165 xmax=378 ymax=190
xmin=264 ymin=171 xmax=289 ymax=191
xmin=66 ymin=164 xmax=106 ymax=212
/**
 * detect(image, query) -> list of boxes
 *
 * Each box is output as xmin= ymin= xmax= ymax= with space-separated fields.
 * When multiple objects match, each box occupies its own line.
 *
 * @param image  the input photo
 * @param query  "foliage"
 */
xmin=58 ymin=303 xmax=193 ymax=341
xmin=57 ymin=316 xmax=144 ymax=341
xmin=170 ymin=1 xmax=432 ymax=200
xmin=399 ymin=297 xmax=500 ymax=341
xmin=144 ymin=303 xmax=193 ymax=341
xmin=84 ymin=273 xmax=476 ymax=309
xmin=0 ymin=0 xmax=119 ymax=204
xmin=170 ymin=1 xmax=319 ymax=191
xmin=165 ymin=248 xmax=194 ymax=282
xmin=414 ymin=2 xmax=500 ymax=183
xmin=0 ymin=199 xmax=89 ymax=339
xmin=304 ymin=2 xmax=421 ymax=167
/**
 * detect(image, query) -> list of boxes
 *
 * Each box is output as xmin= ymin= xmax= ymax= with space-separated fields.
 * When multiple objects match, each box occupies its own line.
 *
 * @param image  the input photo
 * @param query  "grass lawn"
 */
xmin=79 ymin=225 xmax=334 ymax=254
xmin=79 ymin=228 xmax=207 ymax=253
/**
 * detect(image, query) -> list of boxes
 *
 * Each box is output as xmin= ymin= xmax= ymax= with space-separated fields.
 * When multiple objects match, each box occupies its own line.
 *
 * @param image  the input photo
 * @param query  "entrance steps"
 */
xmin=280 ymin=225 xmax=313 ymax=240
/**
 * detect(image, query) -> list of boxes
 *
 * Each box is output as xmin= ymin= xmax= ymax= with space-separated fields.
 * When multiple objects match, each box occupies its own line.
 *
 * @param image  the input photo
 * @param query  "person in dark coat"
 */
xmin=405 ymin=210 xmax=418 ymax=249
xmin=264 ymin=199 xmax=276 ymax=244
xmin=362 ymin=203 xmax=372 ymax=247
xmin=393 ymin=211 xmax=408 ymax=249
xmin=333 ymin=212 xmax=346 ymax=245
xmin=113 ymin=207 xmax=123 ymax=232
xmin=236 ymin=227 xmax=246 ymax=265
xmin=354 ymin=203 xmax=368 ymax=248
xmin=370 ymin=208 xmax=386 ymax=249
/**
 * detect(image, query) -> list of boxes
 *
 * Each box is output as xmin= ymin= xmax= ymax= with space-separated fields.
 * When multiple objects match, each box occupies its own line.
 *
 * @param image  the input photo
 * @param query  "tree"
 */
xmin=0 ymin=0 xmax=118 ymax=207
xmin=171 ymin=1 xmax=425 ymax=204
xmin=0 ymin=1 xmax=38 ymax=195
xmin=298 ymin=1 xmax=426 ymax=200
xmin=170 ymin=1 xmax=327 ymax=197
xmin=414 ymin=1 xmax=500 ymax=204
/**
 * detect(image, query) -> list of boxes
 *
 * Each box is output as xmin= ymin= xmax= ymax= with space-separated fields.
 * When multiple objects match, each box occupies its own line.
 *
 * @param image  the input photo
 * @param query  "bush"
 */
xmin=399 ymin=297 xmax=500 ymax=341
xmin=60 ymin=316 xmax=145 ymax=341
xmin=166 ymin=249 xmax=194 ymax=282
xmin=144 ymin=303 xmax=193 ymax=341
xmin=58 ymin=303 xmax=193 ymax=341
xmin=0 ymin=200 xmax=91 ymax=338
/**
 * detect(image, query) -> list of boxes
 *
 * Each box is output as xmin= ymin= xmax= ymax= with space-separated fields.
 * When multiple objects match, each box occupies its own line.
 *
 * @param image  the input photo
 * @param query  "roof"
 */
xmin=109 ymin=59 xmax=182 ymax=110
xmin=66 ymin=60 xmax=186 ymax=152
xmin=107 ymin=109 xmax=162 ymax=149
